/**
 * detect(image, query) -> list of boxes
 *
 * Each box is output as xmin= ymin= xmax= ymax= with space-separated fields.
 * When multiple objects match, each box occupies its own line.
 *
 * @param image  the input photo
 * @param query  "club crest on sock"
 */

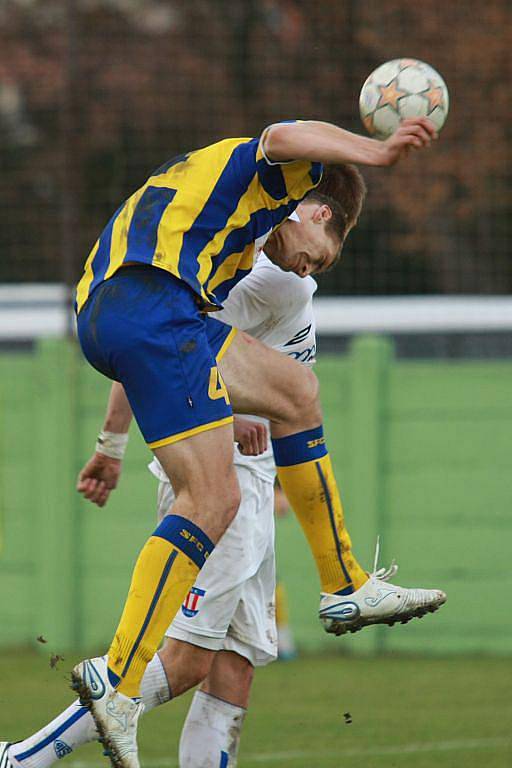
xmin=54 ymin=740 xmax=72 ymax=759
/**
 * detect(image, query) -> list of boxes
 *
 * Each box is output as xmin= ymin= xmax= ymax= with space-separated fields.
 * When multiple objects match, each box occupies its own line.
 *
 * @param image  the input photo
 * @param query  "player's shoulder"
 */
xmin=205 ymin=136 xmax=257 ymax=152
xmin=187 ymin=136 xmax=259 ymax=170
xmin=254 ymin=254 xmax=317 ymax=310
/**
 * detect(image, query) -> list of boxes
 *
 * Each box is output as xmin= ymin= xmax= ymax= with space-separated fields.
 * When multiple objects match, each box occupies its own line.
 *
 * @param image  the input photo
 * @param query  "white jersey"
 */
xmin=217 ymin=253 xmax=316 ymax=482
xmin=149 ymin=252 xmax=317 ymax=484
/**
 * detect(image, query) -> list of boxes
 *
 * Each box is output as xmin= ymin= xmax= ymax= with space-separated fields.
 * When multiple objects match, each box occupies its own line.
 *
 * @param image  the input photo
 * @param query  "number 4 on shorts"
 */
xmin=208 ymin=366 xmax=230 ymax=405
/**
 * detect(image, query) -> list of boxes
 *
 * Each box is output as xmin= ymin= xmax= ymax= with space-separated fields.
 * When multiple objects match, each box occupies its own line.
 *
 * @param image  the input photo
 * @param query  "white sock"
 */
xmin=8 ymin=701 xmax=96 ymax=768
xmin=179 ymin=690 xmax=246 ymax=768
xmin=139 ymin=651 xmax=171 ymax=710
xmin=9 ymin=653 xmax=170 ymax=768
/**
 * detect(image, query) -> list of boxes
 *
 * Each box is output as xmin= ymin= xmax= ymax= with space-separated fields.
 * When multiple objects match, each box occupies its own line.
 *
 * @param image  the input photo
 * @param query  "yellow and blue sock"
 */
xmin=107 ymin=514 xmax=213 ymax=698
xmin=272 ymin=426 xmax=367 ymax=595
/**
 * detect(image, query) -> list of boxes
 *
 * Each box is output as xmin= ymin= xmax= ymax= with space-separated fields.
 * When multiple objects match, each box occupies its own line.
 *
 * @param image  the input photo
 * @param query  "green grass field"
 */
xmin=0 ymin=651 xmax=510 ymax=767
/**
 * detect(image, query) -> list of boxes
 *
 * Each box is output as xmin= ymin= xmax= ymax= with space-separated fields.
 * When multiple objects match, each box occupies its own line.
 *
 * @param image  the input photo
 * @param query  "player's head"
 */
xmin=313 ymin=163 xmax=367 ymax=232
xmin=265 ymin=164 xmax=366 ymax=278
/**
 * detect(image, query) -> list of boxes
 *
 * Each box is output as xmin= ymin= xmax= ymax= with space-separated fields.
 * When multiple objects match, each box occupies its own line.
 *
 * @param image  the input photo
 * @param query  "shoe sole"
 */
xmin=70 ymin=670 xmax=128 ymax=768
xmin=321 ymin=597 xmax=446 ymax=637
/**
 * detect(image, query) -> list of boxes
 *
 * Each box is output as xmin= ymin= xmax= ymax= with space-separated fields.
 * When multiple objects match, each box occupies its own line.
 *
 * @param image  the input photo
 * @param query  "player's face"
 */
xmin=265 ymin=202 xmax=341 ymax=278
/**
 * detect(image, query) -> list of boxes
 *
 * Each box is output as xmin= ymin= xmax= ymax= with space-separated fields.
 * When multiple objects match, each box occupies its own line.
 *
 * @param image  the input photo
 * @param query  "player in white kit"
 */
xmin=158 ymin=250 xmax=318 ymax=664
xmin=0 ymin=252 xmax=320 ymax=768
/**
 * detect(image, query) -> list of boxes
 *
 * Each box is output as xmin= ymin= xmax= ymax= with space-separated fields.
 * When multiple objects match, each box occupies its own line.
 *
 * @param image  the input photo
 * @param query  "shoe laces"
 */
xmin=371 ymin=536 xmax=398 ymax=581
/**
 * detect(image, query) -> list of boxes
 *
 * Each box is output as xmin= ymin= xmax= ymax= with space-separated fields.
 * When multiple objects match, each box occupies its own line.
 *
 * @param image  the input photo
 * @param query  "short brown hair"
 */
xmin=307 ymin=163 xmax=367 ymax=244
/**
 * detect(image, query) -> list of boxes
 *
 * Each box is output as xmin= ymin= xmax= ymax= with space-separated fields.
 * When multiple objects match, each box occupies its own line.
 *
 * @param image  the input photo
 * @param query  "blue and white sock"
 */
xmin=9 ymin=653 xmax=170 ymax=768
xmin=179 ymin=690 xmax=246 ymax=767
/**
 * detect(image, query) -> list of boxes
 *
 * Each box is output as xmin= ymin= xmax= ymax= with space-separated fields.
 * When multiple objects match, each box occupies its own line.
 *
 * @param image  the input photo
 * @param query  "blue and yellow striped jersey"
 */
xmin=76 ymin=133 xmax=322 ymax=312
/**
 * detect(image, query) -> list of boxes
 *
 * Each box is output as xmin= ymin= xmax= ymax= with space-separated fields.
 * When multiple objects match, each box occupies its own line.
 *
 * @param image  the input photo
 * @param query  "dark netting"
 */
xmin=1 ymin=0 xmax=511 ymax=294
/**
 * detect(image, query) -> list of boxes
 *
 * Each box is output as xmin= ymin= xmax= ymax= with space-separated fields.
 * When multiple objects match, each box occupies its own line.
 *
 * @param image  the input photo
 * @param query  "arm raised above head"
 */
xmin=262 ymin=118 xmax=437 ymax=167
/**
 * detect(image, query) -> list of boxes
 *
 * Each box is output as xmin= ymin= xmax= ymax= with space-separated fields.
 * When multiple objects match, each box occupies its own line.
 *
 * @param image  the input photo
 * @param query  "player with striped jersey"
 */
xmin=1 ymin=246 xmax=444 ymax=768
xmin=67 ymin=118 xmax=438 ymax=766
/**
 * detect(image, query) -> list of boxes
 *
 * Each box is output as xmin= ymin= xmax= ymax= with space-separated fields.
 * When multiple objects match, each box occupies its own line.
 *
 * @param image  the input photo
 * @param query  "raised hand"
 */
xmin=380 ymin=117 xmax=437 ymax=165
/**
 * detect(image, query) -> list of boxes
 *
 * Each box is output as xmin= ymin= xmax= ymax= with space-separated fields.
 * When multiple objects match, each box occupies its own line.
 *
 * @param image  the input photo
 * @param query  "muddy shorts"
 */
xmin=77 ymin=265 xmax=237 ymax=447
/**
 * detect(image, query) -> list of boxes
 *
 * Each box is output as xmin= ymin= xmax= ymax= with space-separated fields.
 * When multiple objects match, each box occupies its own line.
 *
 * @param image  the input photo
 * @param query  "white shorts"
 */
xmin=156 ymin=465 xmax=278 ymax=667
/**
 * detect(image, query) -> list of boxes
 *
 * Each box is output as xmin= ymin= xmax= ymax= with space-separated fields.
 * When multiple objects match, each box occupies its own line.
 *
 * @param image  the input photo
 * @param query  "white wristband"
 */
xmin=96 ymin=430 xmax=129 ymax=460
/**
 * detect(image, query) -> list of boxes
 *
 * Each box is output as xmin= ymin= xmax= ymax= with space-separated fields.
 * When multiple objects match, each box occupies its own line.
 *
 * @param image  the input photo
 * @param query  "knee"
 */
xmin=235 ymin=657 xmax=254 ymax=689
xmin=201 ymin=651 xmax=254 ymax=706
xmin=303 ymin=367 xmax=320 ymax=406
xmin=159 ymin=641 xmax=213 ymax=693
xmin=184 ymin=654 xmax=212 ymax=689
xmin=289 ymin=367 xmax=321 ymax=421
xmin=221 ymin=656 xmax=254 ymax=696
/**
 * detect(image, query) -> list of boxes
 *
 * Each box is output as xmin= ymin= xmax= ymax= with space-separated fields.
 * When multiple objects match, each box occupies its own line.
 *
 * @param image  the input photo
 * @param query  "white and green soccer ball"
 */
xmin=359 ymin=58 xmax=449 ymax=140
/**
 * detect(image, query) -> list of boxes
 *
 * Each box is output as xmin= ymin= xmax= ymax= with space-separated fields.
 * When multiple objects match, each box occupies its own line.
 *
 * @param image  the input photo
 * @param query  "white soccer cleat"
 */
xmin=0 ymin=743 xmax=14 ymax=768
xmin=71 ymin=656 xmax=144 ymax=768
xmin=319 ymin=540 xmax=446 ymax=636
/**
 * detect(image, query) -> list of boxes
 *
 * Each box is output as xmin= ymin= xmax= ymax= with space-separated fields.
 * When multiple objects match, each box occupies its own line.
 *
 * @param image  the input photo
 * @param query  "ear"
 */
xmin=312 ymin=203 xmax=332 ymax=224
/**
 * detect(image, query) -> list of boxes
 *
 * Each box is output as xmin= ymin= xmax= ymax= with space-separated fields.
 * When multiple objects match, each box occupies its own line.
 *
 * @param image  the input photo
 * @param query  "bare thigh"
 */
xmin=153 ymin=423 xmax=240 ymax=542
xmin=219 ymin=331 xmax=322 ymax=437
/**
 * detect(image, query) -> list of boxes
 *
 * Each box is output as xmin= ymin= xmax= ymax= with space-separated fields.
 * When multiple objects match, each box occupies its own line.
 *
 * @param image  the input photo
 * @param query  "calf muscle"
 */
xmin=153 ymin=424 xmax=240 ymax=541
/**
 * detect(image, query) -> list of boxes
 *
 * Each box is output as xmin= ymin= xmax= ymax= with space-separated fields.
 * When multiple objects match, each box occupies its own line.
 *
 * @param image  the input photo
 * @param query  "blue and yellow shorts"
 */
xmin=77 ymin=265 xmax=236 ymax=448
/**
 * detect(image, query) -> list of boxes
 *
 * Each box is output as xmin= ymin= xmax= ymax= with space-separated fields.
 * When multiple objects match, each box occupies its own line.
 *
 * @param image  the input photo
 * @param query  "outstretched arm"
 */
xmin=262 ymin=118 xmax=436 ymax=167
xmin=76 ymin=382 xmax=133 ymax=507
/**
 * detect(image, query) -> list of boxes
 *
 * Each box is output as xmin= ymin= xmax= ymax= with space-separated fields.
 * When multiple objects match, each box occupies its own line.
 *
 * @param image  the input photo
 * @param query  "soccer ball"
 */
xmin=359 ymin=58 xmax=449 ymax=140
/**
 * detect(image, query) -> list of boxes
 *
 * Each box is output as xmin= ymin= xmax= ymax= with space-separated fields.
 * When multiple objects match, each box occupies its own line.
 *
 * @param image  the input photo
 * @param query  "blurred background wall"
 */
xmin=2 ymin=336 xmax=512 ymax=655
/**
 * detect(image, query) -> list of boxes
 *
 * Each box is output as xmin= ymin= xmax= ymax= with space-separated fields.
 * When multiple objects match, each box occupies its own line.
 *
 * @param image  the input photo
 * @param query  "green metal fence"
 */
xmin=1 ymin=337 xmax=511 ymax=656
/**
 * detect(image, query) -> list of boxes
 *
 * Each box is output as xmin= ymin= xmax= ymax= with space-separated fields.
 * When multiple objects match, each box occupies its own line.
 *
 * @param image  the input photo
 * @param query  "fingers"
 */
xmin=248 ymin=423 xmax=267 ymax=455
xmin=256 ymin=423 xmax=268 ymax=454
xmin=237 ymin=423 xmax=268 ymax=456
xmin=76 ymin=452 xmax=121 ymax=508
xmin=399 ymin=118 xmax=438 ymax=149
xmin=401 ymin=125 xmax=431 ymax=148
xmin=77 ymin=476 xmax=108 ymax=506
xmin=236 ymin=432 xmax=251 ymax=455
xmin=379 ymin=117 xmax=439 ymax=166
xmin=247 ymin=428 xmax=260 ymax=456
xmin=94 ymin=486 xmax=111 ymax=508
xmin=243 ymin=430 xmax=257 ymax=456
xmin=401 ymin=117 xmax=437 ymax=138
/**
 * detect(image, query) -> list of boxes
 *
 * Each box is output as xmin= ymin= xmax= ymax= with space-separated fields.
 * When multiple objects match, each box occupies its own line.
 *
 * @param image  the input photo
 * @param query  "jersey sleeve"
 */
xmin=255 ymin=122 xmax=323 ymax=204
